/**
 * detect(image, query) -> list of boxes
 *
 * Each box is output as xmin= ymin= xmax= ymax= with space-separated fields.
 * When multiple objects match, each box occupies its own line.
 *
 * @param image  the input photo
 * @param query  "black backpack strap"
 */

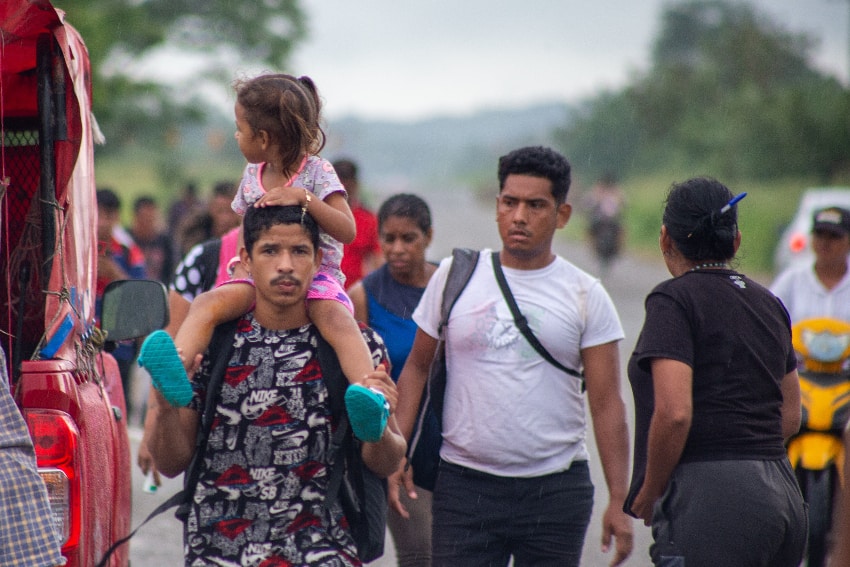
xmin=319 ymin=328 xmax=388 ymax=562
xmin=319 ymin=330 xmax=350 ymax=512
xmin=491 ymin=251 xmax=584 ymax=384
xmin=177 ymin=318 xmax=239 ymax=513
xmin=437 ymin=248 xmax=480 ymax=336
xmin=407 ymin=248 xmax=479 ymax=458
xmin=94 ymin=491 xmax=185 ymax=567
xmin=95 ymin=319 xmax=239 ymax=567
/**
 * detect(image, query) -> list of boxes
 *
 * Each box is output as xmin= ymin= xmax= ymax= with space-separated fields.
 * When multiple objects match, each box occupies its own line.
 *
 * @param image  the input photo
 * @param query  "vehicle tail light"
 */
xmin=789 ymin=232 xmax=807 ymax=253
xmin=39 ymin=469 xmax=70 ymax=542
xmin=24 ymin=410 xmax=82 ymax=565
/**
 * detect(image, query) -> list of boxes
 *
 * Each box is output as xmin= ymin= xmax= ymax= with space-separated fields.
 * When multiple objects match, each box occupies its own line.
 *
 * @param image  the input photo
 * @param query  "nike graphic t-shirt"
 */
xmin=184 ymin=313 xmax=387 ymax=567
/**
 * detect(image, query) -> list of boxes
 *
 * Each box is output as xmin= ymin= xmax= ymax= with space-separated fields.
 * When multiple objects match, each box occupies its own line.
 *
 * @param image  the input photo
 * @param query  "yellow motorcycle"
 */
xmin=788 ymin=317 xmax=850 ymax=567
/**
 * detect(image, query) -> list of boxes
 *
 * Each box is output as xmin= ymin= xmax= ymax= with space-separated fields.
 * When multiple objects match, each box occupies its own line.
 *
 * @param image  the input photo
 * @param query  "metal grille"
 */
xmin=2 ymin=129 xmax=41 ymax=250
xmin=1 ymin=127 xmax=45 ymax=360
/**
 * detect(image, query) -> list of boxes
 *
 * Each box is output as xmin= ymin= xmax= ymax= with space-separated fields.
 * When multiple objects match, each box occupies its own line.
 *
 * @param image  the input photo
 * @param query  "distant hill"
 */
xmin=182 ymin=102 xmax=572 ymax=201
xmin=322 ymin=102 xmax=573 ymax=197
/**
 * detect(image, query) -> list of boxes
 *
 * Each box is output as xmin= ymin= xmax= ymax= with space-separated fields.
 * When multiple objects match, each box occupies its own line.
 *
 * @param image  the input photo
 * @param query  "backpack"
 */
xmin=406 ymin=248 xmax=479 ymax=491
xmin=96 ymin=321 xmax=387 ymax=565
xmin=319 ymin=329 xmax=387 ymax=562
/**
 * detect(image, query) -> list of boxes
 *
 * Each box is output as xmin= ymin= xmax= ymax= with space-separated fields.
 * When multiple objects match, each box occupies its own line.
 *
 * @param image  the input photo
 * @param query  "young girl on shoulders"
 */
xmin=139 ymin=73 xmax=388 ymax=442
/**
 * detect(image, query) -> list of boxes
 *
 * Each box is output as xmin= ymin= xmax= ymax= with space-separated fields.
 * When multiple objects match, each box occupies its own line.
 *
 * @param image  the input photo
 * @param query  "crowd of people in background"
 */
xmin=94 ymin=179 xmax=241 ymax=423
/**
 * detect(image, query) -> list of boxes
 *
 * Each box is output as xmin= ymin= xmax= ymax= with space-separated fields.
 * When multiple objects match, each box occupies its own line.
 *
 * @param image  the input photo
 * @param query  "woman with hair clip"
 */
xmin=624 ymin=178 xmax=807 ymax=566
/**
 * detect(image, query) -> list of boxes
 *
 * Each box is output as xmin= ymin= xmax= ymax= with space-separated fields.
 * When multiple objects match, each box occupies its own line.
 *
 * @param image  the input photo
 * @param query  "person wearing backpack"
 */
xmin=391 ymin=146 xmax=634 ymax=567
xmin=146 ymin=204 xmax=406 ymax=566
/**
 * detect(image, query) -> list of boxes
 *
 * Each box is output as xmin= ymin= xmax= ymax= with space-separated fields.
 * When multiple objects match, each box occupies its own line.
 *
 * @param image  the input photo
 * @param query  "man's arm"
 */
xmin=138 ymin=290 xmax=192 ymax=482
xmin=780 ymin=369 xmax=802 ymax=441
xmin=395 ymin=329 xmax=438 ymax=441
xmin=387 ymin=329 xmax=438 ymax=518
xmin=359 ymin=365 xmax=406 ymax=477
xmin=146 ymin=389 xmax=200 ymax=478
xmin=582 ymin=340 xmax=634 ymax=566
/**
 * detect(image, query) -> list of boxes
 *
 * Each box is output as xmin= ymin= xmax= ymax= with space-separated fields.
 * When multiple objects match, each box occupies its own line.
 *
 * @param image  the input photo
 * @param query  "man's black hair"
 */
xmin=243 ymin=205 xmax=320 ymax=256
xmin=332 ymin=158 xmax=358 ymax=182
xmin=497 ymin=146 xmax=572 ymax=204
xmin=212 ymin=180 xmax=238 ymax=199
xmin=96 ymin=187 xmax=122 ymax=212
xmin=133 ymin=195 xmax=157 ymax=214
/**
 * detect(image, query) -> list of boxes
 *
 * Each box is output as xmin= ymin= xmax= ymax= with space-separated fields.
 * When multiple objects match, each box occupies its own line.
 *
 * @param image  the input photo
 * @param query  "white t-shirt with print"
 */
xmin=413 ymin=250 xmax=624 ymax=478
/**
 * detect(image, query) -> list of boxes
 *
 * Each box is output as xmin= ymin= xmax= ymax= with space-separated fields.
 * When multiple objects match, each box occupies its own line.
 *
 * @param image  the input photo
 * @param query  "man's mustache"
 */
xmin=270 ymin=275 xmax=300 ymax=287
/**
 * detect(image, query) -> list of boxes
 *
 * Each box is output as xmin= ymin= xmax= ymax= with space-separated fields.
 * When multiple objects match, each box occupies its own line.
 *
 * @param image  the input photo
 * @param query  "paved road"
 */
xmin=128 ymin=191 xmax=676 ymax=566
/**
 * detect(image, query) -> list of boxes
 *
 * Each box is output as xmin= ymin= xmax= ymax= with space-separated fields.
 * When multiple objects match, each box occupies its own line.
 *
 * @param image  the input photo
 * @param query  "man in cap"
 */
xmin=771 ymin=206 xmax=850 ymax=323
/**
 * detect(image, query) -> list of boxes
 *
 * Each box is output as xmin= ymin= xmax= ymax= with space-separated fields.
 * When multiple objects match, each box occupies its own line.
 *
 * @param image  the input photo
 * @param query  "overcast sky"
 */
xmin=276 ymin=0 xmax=848 ymax=122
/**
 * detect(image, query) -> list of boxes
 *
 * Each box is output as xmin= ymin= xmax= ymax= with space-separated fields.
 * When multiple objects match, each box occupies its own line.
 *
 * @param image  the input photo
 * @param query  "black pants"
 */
xmin=650 ymin=459 xmax=807 ymax=567
xmin=432 ymin=460 xmax=593 ymax=567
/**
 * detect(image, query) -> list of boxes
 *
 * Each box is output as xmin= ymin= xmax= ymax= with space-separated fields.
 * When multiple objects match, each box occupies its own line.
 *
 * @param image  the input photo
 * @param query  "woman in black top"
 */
xmin=626 ymin=178 xmax=806 ymax=566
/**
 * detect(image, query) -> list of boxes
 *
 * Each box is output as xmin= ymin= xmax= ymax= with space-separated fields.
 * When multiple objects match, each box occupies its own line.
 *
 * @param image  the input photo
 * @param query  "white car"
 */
xmin=774 ymin=187 xmax=850 ymax=273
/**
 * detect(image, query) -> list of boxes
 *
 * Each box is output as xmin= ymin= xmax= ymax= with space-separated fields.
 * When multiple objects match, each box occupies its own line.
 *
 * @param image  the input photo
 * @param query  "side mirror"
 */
xmin=100 ymin=280 xmax=169 ymax=342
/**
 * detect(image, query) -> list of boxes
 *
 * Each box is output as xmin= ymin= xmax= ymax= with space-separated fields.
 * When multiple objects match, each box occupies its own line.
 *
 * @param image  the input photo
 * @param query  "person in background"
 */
xmin=770 ymin=206 xmax=850 ymax=324
xmin=174 ymin=180 xmax=241 ymax=257
xmin=129 ymin=195 xmax=175 ymax=285
xmin=137 ymin=225 xmax=241 ymax=490
xmin=335 ymin=158 xmax=382 ymax=288
xmin=349 ymin=193 xmax=437 ymax=567
xmin=392 ymin=146 xmax=633 ymax=567
xmin=583 ymin=172 xmax=625 ymax=278
xmin=167 ymin=181 xmax=204 ymax=247
xmin=96 ymin=187 xmax=147 ymax=416
xmin=626 ymin=178 xmax=806 ymax=566
xmin=0 ymin=346 xmax=65 ymax=566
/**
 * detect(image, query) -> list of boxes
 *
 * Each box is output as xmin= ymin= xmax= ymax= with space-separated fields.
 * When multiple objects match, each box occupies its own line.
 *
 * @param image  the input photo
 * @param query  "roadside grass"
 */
xmin=94 ymin=147 xmax=244 ymax=222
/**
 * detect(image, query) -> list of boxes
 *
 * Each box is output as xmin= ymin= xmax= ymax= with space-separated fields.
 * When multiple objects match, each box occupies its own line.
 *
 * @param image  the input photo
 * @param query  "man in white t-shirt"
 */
xmin=391 ymin=146 xmax=634 ymax=567
xmin=771 ymin=206 xmax=850 ymax=324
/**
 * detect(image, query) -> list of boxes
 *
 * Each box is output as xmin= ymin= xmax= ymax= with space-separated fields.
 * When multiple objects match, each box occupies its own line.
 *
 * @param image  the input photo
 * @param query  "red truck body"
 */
xmin=0 ymin=2 xmax=159 ymax=565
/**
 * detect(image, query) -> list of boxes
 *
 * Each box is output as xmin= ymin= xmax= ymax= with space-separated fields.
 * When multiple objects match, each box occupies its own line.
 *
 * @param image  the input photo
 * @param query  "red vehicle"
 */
xmin=1 ymin=2 xmax=166 ymax=565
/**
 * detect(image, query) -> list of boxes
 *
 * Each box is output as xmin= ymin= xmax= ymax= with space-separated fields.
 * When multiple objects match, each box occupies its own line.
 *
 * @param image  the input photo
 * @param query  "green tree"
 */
xmin=53 ymin=0 xmax=306 ymax=149
xmin=557 ymin=0 xmax=850 ymax=182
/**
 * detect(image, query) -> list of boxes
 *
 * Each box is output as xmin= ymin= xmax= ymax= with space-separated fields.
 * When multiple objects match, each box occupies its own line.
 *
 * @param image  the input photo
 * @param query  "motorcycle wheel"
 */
xmin=803 ymin=467 xmax=834 ymax=567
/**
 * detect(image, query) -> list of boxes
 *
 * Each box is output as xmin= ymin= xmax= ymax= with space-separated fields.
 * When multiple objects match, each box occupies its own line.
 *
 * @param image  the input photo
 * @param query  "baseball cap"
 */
xmin=812 ymin=207 xmax=850 ymax=236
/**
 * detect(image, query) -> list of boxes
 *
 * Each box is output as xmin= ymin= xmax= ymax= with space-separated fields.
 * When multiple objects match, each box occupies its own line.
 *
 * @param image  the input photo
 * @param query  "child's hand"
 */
xmin=175 ymin=347 xmax=203 ymax=377
xmin=186 ymin=353 xmax=204 ymax=379
xmin=361 ymin=364 xmax=397 ymax=414
xmin=255 ymin=185 xmax=306 ymax=208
